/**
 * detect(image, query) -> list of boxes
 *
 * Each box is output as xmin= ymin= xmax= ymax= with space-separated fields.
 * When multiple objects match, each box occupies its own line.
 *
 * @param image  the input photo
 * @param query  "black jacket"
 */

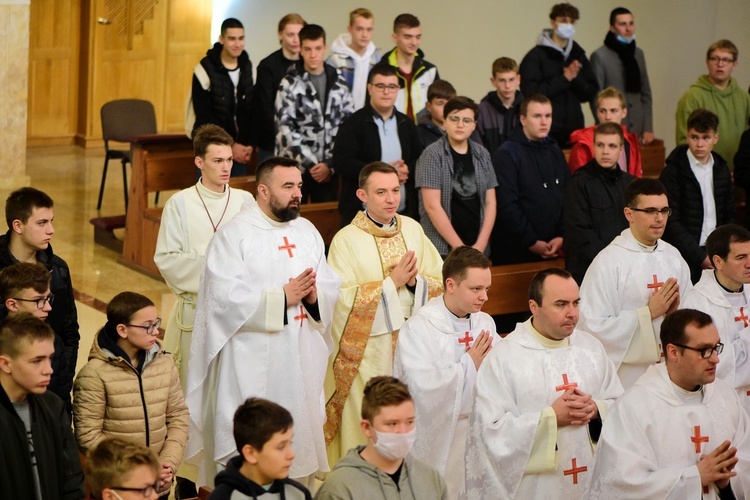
xmin=472 ymin=90 xmax=523 ymax=155
xmin=209 ymin=456 xmax=312 ymax=500
xmin=0 ymin=231 xmax=79 ymax=414
xmin=660 ymin=145 xmax=735 ymax=283
xmin=192 ymin=42 xmax=254 ymax=145
xmin=250 ymin=49 xmax=297 ymax=151
xmin=333 ymin=104 xmax=424 ymax=226
xmin=0 ymin=385 xmax=85 ymax=500
xmin=417 ymin=113 xmax=444 ymax=149
xmin=733 ymin=128 xmax=750 ymax=226
xmin=520 ymin=40 xmax=598 ymax=147
xmin=491 ymin=129 xmax=570 ymax=265
xmin=564 ymin=160 xmax=636 ymax=284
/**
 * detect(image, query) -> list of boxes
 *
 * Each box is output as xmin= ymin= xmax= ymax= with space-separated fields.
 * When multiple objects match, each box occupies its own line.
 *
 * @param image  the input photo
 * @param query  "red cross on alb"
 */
xmin=555 ymin=374 xmax=578 ymax=392
xmin=736 ymin=307 xmax=749 ymax=328
xmin=278 ymin=236 xmax=296 ymax=258
xmin=691 ymin=425 xmax=709 ymax=454
xmin=647 ymin=274 xmax=664 ymax=295
xmin=458 ymin=332 xmax=473 ymax=351
xmin=563 ymin=458 xmax=587 ymax=485
xmin=294 ymin=306 xmax=308 ymax=327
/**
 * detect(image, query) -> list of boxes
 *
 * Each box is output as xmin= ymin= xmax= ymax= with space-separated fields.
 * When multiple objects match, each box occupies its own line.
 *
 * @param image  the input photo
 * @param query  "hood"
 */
xmin=569 ymin=126 xmax=594 ymax=146
xmin=236 ymin=198 xmax=301 ymax=233
xmin=691 ymin=269 xmax=749 ymax=309
xmin=481 ymin=90 xmax=522 ymax=113
xmin=690 ymin=74 xmax=742 ymax=96
xmin=537 ymin=29 xmax=573 ymax=59
xmin=383 ymin=46 xmax=428 ymax=73
xmin=665 ymin=144 xmax=691 ymax=165
xmin=89 ymin=322 xmax=162 ymax=371
xmin=206 ymin=42 xmax=251 ymax=71
xmin=213 ymin=456 xmax=289 ymax=498
xmin=610 ymin=227 xmax=666 ymax=254
xmin=329 ymin=33 xmax=378 ymax=60
xmin=506 ymin=128 xmax=558 ymax=149
xmin=415 ymin=296 xmax=482 ymax=335
xmin=634 ymin=363 xmax=716 ymax=407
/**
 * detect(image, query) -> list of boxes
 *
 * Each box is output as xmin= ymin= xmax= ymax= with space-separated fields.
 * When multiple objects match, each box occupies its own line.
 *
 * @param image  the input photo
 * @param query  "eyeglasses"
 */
xmin=124 ymin=318 xmax=162 ymax=335
xmin=671 ymin=341 xmax=724 ymax=359
xmin=708 ymin=56 xmax=735 ymax=65
xmin=629 ymin=207 xmax=673 ymax=217
xmin=111 ymin=483 xmax=158 ymax=498
xmin=447 ymin=115 xmax=475 ymax=125
xmin=12 ymin=294 xmax=54 ymax=309
xmin=371 ymin=83 xmax=400 ymax=93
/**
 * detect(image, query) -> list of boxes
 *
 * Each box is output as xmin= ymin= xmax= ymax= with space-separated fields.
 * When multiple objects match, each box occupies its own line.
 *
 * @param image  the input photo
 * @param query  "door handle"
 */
xmin=97 ymin=17 xmax=111 ymax=25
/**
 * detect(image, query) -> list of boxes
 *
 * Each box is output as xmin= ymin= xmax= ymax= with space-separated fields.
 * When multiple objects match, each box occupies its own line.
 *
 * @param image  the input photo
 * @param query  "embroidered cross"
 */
xmin=555 ymin=374 xmax=578 ymax=392
xmin=457 ymin=331 xmax=474 ymax=351
xmin=691 ymin=425 xmax=709 ymax=454
xmin=647 ymin=274 xmax=664 ymax=295
xmin=736 ymin=307 xmax=749 ymax=328
xmin=563 ymin=458 xmax=587 ymax=485
xmin=278 ymin=236 xmax=296 ymax=258
xmin=294 ymin=306 xmax=308 ymax=327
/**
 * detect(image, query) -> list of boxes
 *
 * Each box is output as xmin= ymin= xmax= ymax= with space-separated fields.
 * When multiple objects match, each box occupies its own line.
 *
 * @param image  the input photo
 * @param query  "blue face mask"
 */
xmin=617 ymin=34 xmax=635 ymax=44
xmin=555 ymin=23 xmax=576 ymax=40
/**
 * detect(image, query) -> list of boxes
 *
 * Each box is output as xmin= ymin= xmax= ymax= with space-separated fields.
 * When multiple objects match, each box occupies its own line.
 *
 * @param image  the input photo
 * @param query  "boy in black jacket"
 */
xmin=209 ymin=398 xmax=312 ymax=500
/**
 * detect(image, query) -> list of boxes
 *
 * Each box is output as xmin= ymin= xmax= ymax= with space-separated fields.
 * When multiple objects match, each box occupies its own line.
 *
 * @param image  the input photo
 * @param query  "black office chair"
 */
xmin=98 ymin=99 xmax=157 ymax=210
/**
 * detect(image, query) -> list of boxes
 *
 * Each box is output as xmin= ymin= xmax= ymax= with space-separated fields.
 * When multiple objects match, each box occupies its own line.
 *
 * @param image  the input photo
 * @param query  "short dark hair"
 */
xmin=368 ymin=64 xmax=398 ymax=84
xmin=86 ymin=437 xmax=160 ymax=500
xmin=520 ymin=94 xmax=552 ymax=117
xmin=594 ymin=122 xmax=624 ymax=147
xmin=706 ymin=224 xmax=750 ymax=262
xmin=442 ymin=246 xmax=491 ymax=288
xmin=0 ymin=262 xmax=50 ymax=301
xmin=0 ymin=313 xmax=54 ymax=358
xmin=687 ymin=109 xmax=719 ymax=134
xmin=660 ymin=309 xmax=713 ymax=359
xmin=361 ymin=376 xmax=412 ymax=422
xmin=443 ymin=96 xmax=479 ymax=120
xmin=5 ymin=187 xmax=54 ymax=229
xmin=299 ymin=24 xmax=326 ymax=44
xmin=492 ymin=57 xmax=518 ymax=76
xmin=256 ymin=157 xmax=300 ymax=188
xmin=358 ymin=162 xmax=399 ymax=189
xmin=220 ymin=18 xmax=244 ymax=35
xmin=193 ymin=124 xmax=234 ymax=157
xmin=624 ymin=178 xmax=667 ymax=208
xmin=107 ymin=292 xmax=154 ymax=326
xmin=528 ymin=268 xmax=573 ymax=306
xmin=393 ymin=13 xmax=420 ymax=32
xmin=550 ymin=3 xmax=580 ymax=21
xmin=609 ymin=7 xmax=632 ymax=26
xmin=233 ymin=398 xmax=293 ymax=454
xmin=427 ymin=80 xmax=457 ymax=102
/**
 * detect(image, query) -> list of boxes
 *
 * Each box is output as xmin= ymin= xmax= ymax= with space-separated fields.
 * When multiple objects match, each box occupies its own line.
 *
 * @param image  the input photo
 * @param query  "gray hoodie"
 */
xmin=314 ymin=446 xmax=447 ymax=500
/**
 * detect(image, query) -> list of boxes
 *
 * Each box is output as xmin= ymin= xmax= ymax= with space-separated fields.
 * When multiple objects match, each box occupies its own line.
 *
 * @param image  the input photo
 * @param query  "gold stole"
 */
xmin=324 ymin=212 xmax=408 ymax=445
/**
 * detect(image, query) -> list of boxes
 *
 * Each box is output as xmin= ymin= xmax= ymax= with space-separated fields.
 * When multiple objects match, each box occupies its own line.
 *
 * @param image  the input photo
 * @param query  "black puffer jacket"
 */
xmin=250 ymin=49 xmax=297 ymax=151
xmin=0 ymin=231 xmax=79 ymax=413
xmin=472 ymin=90 xmax=523 ymax=155
xmin=192 ymin=42 xmax=254 ymax=144
xmin=564 ymin=160 xmax=636 ymax=284
xmin=660 ymin=145 xmax=735 ymax=283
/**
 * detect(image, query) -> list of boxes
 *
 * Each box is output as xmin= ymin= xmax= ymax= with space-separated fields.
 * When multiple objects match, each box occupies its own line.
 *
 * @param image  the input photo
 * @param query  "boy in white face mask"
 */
xmin=315 ymin=376 xmax=448 ymax=499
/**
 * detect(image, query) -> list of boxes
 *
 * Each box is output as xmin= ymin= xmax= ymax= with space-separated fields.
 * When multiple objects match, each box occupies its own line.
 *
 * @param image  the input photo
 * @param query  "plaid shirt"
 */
xmin=415 ymin=136 xmax=498 ymax=255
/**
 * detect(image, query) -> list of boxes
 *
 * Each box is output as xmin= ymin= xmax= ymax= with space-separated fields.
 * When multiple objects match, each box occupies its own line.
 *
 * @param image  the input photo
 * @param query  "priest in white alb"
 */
xmin=184 ymin=157 xmax=340 ymax=489
xmin=464 ymin=268 xmax=623 ymax=499
xmin=393 ymin=245 xmax=499 ymax=499
xmin=683 ymin=224 xmax=750 ymax=416
xmin=588 ymin=309 xmax=750 ymax=499
xmin=579 ymin=178 xmax=692 ymax=389
xmin=324 ymin=162 xmax=443 ymax=466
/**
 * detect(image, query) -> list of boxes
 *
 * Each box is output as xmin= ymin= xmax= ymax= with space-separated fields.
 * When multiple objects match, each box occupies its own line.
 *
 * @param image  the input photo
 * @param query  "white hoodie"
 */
xmin=326 ymin=33 xmax=381 ymax=109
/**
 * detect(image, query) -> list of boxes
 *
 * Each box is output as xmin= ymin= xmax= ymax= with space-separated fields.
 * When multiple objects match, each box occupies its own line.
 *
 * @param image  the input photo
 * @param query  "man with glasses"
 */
xmin=579 ymin=178 xmax=691 ymax=389
xmin=86 ymin=437 xmax=161 ymax=500
xmin=333 ymin=64 xmax=423 ymax=226
xmin=0 ymin=187 xmax=78 ymax=416
xmin=676 ymin=39 xmax=750 ymax=169
xmin=589 ymin=309 xmax=750 ymax=498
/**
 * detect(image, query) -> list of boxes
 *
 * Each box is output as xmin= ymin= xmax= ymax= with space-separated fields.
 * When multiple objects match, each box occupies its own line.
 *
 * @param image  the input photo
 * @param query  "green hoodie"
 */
xmin=314 ymin=446 xmax=447 ymax=500
xmin=675 ymin=75 xmax=750 ymax=169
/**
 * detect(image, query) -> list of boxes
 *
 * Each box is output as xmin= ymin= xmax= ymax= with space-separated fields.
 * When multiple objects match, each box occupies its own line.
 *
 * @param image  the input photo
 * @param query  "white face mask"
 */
xmin=372 ymin=428 xmax=416 ymax=461
xmin=555 ymin=23 xmax=576 ymax=40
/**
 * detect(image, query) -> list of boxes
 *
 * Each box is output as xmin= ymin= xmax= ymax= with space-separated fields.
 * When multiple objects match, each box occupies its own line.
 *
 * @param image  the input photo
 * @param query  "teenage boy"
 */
xmin=473 ymin=57 xmax=523 ymax=154
xmin=416 ymin=80 xmax=456 ymax=147
xmin=0 ymin=262 xmax=52 ymax=321
xmin=660 ymin=109 xmax=735 ymax=284
xmin=209 ymin=398 xmax=312 ymax=499
xmin=564 ymin=122 xmax=636 ymax=284
xmin=276 ymin=24 xmax=354 ymax=203
xmin=192 ymin=18 xmax=254 ymax=173
xmin=315 ymin=376 xmax=448 ymax=499
xmin=382 ymin=14 xmax=440 ymax=122
xmin=0 ymin=187 xmax=79 ymax=415
xmin=569 ymin=86 xmax=642 ymax=177
xmin=327 ymin=8 xmax=381 ymax=110
xmin=86 ymin=437 xmax=161 ymax=500
xmin=251 ymin=14 xmax=306 ymax=163
xmin=0 ymin=313 xmax=85 ymax=499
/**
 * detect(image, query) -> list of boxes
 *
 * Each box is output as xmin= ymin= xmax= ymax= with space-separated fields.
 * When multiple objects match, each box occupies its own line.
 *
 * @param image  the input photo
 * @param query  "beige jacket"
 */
xmin=73 ymin=330 xmax=189 ymax=471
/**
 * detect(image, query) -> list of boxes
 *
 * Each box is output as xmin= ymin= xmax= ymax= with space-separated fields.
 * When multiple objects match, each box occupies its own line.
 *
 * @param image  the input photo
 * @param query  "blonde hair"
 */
xmin=85 ymin=437 xmax=160 ymax=499
xmin=349 ymin=8 xmax=373 ymax=25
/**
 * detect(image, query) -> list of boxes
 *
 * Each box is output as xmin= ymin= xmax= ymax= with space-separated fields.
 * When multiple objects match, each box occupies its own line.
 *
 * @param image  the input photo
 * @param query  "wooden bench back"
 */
xmin=300 ymin=201 xmax=340 ymax=247
xmin=483 ymin=259 xmax=566 ymax=316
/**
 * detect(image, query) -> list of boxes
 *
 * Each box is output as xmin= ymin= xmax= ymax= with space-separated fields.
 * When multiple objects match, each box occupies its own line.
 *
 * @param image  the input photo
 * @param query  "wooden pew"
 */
xmin=482 ymin=258 xmax=566 ymax=317
xmin=300 ymin=201 xmax=340 ymax=247
xmin=641 ymin=139 xmax=666 ymax=179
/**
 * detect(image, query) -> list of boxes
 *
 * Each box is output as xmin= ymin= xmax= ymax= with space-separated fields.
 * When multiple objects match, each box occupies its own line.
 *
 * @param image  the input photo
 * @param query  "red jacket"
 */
xmin=568 ymin=125 xmax=642 ymax=177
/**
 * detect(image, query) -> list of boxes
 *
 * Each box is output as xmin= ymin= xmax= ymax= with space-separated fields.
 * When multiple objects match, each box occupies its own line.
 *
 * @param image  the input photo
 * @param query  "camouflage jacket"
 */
xmin=275 ymin=62 xmax=354 ymax=171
